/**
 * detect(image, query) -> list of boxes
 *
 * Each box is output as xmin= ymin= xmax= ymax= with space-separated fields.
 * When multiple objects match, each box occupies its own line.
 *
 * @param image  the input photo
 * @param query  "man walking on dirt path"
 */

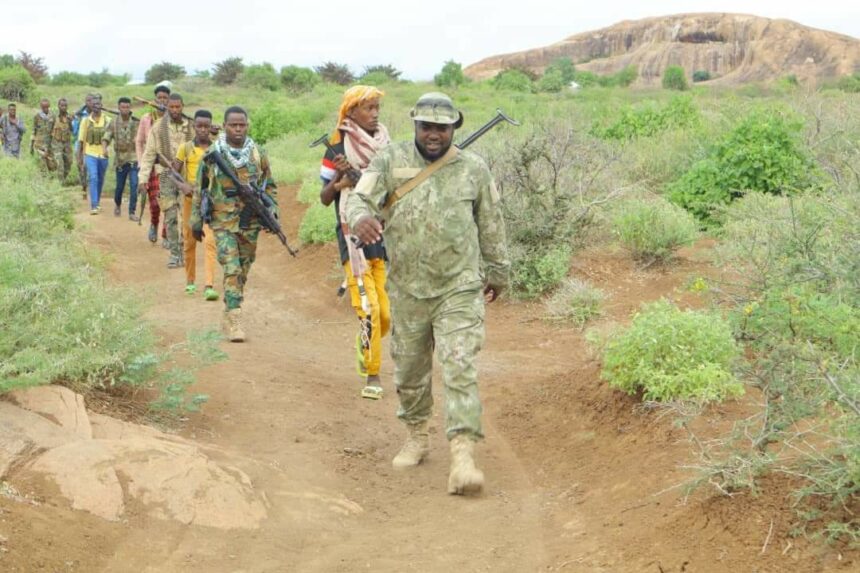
xmin=346 ymin=92 xmax=510 ymax=495
xmin=102 ymin=97 xmax=139 ymax=220
xmin=138 ymin=93 xmax=194 ymax=269
xmin=73 ymin=94 xmax=95 ymax=198
xmin=174 ymin=109 xmax=218 ymax=302
xmin=0 ymin=103 xmax=25 ymax=158
xmin=31 ymin=98 xmax=56 ymax=172
xmin=319 ymin=85 xmax=391 ymax=401
xmin=192 ymin=106 xmax=277 ymax=342
xmin=136 ymin=85 xmax=170 ymax=245
xmin=51 ymin=98 xmax=75 ymax=183
xmin=77 ymin=97 xmax=110 ymax=215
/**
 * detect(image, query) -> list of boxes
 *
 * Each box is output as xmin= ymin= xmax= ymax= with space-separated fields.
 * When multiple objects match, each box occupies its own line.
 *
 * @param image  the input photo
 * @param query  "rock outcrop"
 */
xmin=464 ymin=13 xmax=860 ymax=86
xmin=1 ymin=387 xmax=268 ymax=529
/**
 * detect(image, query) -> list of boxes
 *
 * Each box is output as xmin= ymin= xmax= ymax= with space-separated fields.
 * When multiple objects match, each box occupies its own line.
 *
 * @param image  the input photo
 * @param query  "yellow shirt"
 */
xmin=176 ymin=140 xmax=207 ymax=185
xmin=78 ymin=114 xmax=109 ymax=159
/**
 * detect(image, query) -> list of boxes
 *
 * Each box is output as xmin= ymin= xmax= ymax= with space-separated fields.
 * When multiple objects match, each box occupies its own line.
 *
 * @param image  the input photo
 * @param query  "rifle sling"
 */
xmin=383 ymin=146 xmax=458 ymax=210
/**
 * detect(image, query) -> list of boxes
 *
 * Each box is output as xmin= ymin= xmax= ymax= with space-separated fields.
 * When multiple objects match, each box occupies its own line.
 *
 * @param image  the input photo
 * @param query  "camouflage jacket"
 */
xmin=138 ymin=115 xmax=192 ymax=179
xmin=191 ymin=140 xmax=277 ymax=234
xmin=102 ymin=115 xmax=138 ymax=167
xmin=345 ymin=141 xmax=510 ymax=299
xmin=32 ymin=112 xmax=55 ymax=151
xmin=51 ymin=112 xmax=73 ymax=146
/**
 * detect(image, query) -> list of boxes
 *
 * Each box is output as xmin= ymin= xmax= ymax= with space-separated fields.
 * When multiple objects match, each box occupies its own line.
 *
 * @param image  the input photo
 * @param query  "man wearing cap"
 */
xmin=345 ymin=92 xmax=510 ymax=495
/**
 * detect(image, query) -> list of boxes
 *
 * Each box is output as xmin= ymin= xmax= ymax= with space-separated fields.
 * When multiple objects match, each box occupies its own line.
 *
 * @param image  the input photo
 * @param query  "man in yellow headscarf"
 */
xmin=319 ymin=86 xmax=391 ymax=400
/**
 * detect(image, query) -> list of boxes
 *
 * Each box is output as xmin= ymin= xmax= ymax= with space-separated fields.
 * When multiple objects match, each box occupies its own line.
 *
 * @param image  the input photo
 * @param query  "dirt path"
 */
xmin=4 ymin=191 xmax=856 ymax=572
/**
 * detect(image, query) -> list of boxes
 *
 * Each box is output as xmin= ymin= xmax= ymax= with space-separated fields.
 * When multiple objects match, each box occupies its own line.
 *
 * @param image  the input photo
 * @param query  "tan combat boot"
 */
xmin=224 ymin=308 xmax=245 ymax=343
xmin=447 ymin=434 xmax=484 ymax=495
xmin=392 ymin=420 xmax=430 ymax=469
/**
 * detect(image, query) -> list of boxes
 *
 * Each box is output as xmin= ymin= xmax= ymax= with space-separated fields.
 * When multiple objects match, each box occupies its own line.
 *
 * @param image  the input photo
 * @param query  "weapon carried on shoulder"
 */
xmin=309 ymin=134 xmax=362 ymax=186
xmin=205 ymin=149 xmax=298 ymax=257
xmin=132 ymin=96 xmax=220 ymax=134
xmin=102 ymin=108 xmax=141 ymax=122
xmin=455 ymin=108 xmax=520 ymax=150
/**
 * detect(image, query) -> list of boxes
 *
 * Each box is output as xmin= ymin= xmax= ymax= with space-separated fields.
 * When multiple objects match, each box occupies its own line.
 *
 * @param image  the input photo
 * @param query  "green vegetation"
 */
xmin=0 ymin=159 xmax=217 ymax=411
xmin=592 ymin=95 xmax=698 ymax=140
xmin=212 ymin=56 xmax=244 ymax=86
xmin=611 ymin=197 xmax=698 ymax=263
xmin=434 ymin=60 xmax=467 ymax=88
xmin=280 ymin=66 xmax=320 ymax=94
xmin=601 ymin=300 xmax=743 ymax=403
xmin=145 ymin=61 xmax=186 ymax=84
xmin=662 ymin=65 xmax=689 ymax=91
xmin=239 ymin=62 xmax=281 ymax=91
xmin=544 ymin=278 xmax=605 ymax=326
xmin=692 ymin=70 xmax=711 ymax=83
xmin=0 ymin=65 xmax=36 ymax=101
xmin=298 ymin=203 xmax=337 ymax=244
xmin=668 ymin=108 xmax=818 ymax=223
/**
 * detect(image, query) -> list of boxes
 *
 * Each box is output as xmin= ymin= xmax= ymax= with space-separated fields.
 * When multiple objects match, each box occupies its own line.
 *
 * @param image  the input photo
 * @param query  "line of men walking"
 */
xmin=3 ymin=85 xmax=511 ymax=497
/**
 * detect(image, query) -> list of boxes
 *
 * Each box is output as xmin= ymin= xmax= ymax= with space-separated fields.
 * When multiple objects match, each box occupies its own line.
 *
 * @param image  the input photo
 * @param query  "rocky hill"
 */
xmin=464 ymin=13 xmax=860 ymax=86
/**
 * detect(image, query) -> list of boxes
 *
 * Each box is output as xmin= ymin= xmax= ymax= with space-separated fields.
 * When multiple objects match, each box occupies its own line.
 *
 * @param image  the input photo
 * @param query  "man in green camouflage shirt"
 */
xmin=102 ymin=97 xmax=140 ymax=220
xmin=51 ymin=98 xmax=74 ymax=183
xmin=346 ymin=92 xmax=510 ymax=496
xmin=191 ymin=106 xmax=277 ymax=342
xmin=30 ymin=98 xmax=55 ymax=172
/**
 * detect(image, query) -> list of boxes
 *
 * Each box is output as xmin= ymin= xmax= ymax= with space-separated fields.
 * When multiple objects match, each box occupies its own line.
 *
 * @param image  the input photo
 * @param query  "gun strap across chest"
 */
xmin=383 ymin=145 xmax=458 ymax=210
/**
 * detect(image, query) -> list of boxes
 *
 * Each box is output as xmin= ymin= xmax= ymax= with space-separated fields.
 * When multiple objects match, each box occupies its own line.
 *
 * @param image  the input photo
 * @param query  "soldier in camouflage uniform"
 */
xmin=30 ymin=98 xmax=56 ymax=172
xmin=138 ymin=93 xmax=193 ymax=267
xmin=102 ymin=96 xmax=140 ymax=220
xmin=191 ymin=106 xmax=277 ymax=342
xmin=346 ymin=92 xmax=510 ymax=495
xmin=51 ymin=98 xmax=74 ymax=183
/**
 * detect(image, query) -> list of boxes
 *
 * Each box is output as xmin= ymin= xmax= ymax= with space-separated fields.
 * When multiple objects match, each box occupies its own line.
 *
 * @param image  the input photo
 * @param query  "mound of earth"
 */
xmin=464 ymin=13 xmax=860 ymax=85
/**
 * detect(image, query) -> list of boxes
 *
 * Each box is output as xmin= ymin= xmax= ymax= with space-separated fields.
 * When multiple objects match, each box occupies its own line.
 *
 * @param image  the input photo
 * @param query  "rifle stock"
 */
xmin=132 ymin=96 xmax=220 ymax=134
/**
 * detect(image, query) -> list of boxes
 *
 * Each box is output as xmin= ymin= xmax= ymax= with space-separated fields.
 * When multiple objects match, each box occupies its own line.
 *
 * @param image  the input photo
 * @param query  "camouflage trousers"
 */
xmin=214 ymin=227 xmax=260 ymax=310
xmin=390 ymin=286 xmax=485 ymax=440
xmin=158 ymin=175 xmax=181 ymax=259
xmin=52 ymin=143 xmax=73 ymax=182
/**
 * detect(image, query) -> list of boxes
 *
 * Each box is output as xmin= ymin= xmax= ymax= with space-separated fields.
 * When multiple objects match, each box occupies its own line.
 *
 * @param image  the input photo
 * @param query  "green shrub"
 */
xmin=572 ymin=70 xmax=599 ymax=87
xmin=511 ymin=244 xmax=571 ymax=299
xmin=493 ymin=69 xmax=533 ymax=92
xmin=544 ymin=278 xmax=605 ymax=326
xmin=315 ymin=62 xmax=354 ymax=85
xmin=144 ymin=61 xmax=185 ymax=84
xmin=249 ymin=102 xmax=327 ymax=144
xmin=836 ymin=73 xmax=860 ymax=93
xmin=611 ymin=197 xmax=698 ymax=263
xmin=544 ymin=58 xmax=576 ymax=84
xmin=434 ymin=60 xmax=466 ymax=88
xmin=298 ymin=202 xmax=336 ymax=244
xmin=297 ymin=172 xmax=322 ymax=204
xmin=239 ymin=63 xmax=280 ymax=91
xmin=692 ymin=70 xmax=711 ymax=82
xmin=212 ymin=57 xmax=244 ymax=86
xmin=280 ymin=66 xmax=319 ymax=94
xmin=601 ymin=300 xmax=743 ymax=403
xmin=0 ymin=65 xmax=35 ymax=101
xmin=360 ymin=65 xmax=402 ymax=82
xmin=668 ymin=108 xmax=818 ymax=223
xmin=536 ymin=69 xmax=565 ymax=93
xmin=592 ymin=95 xmax=699 ymax=140
xmin=662 ymin=65 xmax=689 ymax=91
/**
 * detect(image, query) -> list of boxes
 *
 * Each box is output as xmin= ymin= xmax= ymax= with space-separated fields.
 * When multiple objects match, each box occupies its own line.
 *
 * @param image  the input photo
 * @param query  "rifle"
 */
xmin=102 ymin=108 xmax=140 ymax=122
xmin=205 ymin=149 xmax=298 ymax=257
xmin=155 ymin=152 xmax=194 ymax=196
xmin=132 ymin=96 xmax=221 ymax=134
xmin=308 ymin=134 xmax=372 ymax=348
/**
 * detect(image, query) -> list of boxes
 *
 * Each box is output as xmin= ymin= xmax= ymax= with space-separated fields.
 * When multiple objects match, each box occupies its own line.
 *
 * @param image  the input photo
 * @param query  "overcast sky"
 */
xmin=4 ymin=1 xmax=859 ymax=81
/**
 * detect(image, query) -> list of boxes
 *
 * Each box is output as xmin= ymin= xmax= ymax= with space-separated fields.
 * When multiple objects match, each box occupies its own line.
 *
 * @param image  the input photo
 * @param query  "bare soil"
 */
xmin=1 ymin=190 xmax=856 ymax=572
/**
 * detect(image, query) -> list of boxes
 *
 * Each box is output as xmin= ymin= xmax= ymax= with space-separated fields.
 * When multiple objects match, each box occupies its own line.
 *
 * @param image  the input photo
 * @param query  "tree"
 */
xmin=0 ymin=54 xmax=15 ymax=69
xmin=144 ymin=61 xmax=185 ymax=84
xmin=614 ymin=65 xmax=638 ymax=87
xmin=434 ymin=60 xmax=466 ymax=88
xmin=662 ymin=65 xmax=689 ymax=91
xmin=0 ymin=65 xmax=36 ymax=101
xmin=280 ymin=65 xmax=319 ymax=94
xmin=360 ymin=64 xmax=402 ymax=81
xmin=212 ymin=57 xmax=244 ymax=86
xmin=544 ymin=58 xmax=576 ymax=84
xmin=239 ymin=63 xmax=280 ymax=91
xmin=16 ymin=51 xmax=48 ymax=83
xmin=314 ymin=62 xmax=354 ymax=85
xmin=692 ymin=70 xmax=711 ymax=83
